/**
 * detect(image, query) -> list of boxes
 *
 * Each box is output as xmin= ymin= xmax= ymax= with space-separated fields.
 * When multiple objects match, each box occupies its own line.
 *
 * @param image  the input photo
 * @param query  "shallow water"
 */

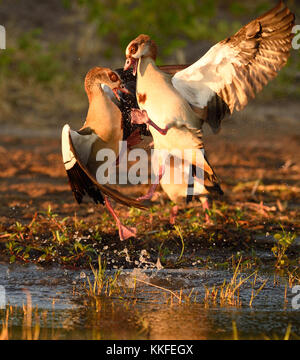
xmin=0 ymin=261 xmax=299 ymax=340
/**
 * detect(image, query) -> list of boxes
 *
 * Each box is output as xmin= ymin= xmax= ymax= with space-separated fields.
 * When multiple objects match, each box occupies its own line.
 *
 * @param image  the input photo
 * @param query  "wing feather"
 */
xmin=61 ymin=124 xmax=148 ymax=210
xmin=171 ymin=0 xmax=295 ymax=131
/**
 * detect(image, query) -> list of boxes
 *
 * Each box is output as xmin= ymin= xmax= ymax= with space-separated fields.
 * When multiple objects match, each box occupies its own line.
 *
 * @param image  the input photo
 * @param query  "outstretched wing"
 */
xmin=61 ymin=124 xmax=148 ymax=209
xmin=171 ymin=1 xmax=295 ymax=132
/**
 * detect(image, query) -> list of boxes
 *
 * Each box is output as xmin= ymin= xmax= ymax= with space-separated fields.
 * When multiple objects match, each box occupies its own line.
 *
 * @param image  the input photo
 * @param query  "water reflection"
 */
xmin=0 ymin=263 xmax=299 ymax=340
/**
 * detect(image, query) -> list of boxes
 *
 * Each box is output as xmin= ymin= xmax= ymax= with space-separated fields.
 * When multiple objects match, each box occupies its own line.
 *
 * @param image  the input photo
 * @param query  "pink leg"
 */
xmin=169 ymin=205 xmax=179 ymax=225
xmin=201 ymin=197 xmax=212 ymax=224
xmin=104 ymin=196 xmax=137 ymax=241
xmin=136 ymin=164 xmax=165 ymax=201
xmin=131 ymin=109 xmax=169 ymax=135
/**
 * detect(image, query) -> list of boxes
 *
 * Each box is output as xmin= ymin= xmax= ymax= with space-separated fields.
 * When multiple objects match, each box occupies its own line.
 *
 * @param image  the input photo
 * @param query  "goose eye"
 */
xmin=130 ymin=43 xmax=138 ymax=54
xmin=109 ymin=72 xmax=118 ymax=82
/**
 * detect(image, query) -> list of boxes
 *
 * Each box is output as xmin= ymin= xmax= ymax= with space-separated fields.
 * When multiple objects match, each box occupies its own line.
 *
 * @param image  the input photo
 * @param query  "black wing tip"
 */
xmin=66 ymin=162 xmax=105 ymax=205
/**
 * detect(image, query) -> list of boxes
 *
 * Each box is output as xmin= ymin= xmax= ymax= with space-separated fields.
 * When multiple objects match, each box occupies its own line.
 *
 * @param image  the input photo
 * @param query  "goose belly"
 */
xmin=158 ymin=157 xmax=207 ymax=203
xmin=160 ymin=179 xmax=207 ymax=203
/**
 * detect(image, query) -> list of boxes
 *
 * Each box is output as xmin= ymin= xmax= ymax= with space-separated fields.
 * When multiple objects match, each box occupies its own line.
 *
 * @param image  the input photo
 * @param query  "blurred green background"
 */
xmin=0 ymin=0 xmax=299 ymax=132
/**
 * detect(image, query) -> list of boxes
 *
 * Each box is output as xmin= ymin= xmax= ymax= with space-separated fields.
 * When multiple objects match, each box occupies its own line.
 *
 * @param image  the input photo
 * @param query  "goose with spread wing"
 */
xmin=123 ymin=0 xmax=295 ymax=223
xmin=62 ymin=67 xmax=148 ymax=240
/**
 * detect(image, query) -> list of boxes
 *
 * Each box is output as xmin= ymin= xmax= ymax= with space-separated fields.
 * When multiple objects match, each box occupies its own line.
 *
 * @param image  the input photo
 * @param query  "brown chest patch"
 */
xmin=137 ymin=93 xmax=147 ymax=104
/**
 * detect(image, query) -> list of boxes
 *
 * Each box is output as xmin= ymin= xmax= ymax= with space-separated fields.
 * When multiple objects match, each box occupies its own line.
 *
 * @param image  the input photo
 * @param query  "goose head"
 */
xmin=84 ymin=67 xmax=129 ymax=101
xmin=124 ymin=34 xmax=157 ymax=75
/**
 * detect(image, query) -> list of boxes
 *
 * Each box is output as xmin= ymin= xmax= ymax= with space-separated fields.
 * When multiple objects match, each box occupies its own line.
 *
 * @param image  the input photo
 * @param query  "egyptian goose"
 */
xmin=123 ymin=1 xmax=295 ymax=223
xmin=61 ymin=67 xmax=148 ymax=240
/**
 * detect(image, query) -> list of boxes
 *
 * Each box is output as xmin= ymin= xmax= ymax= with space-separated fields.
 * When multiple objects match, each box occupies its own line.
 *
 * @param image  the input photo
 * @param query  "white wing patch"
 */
xmin=61 ymin=124 xmax=76 ymax=170
xmin=69 ymin=129 xmax=98 ymax=166
xmin=61 ymin=124 xmax=99 ymax=170
xmin=171 ymin=43 xmax=241 ymax=108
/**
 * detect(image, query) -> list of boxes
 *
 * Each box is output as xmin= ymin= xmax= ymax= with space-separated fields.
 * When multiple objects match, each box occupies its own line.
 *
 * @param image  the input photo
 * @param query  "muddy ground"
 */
xmin=0 ymin=101 xmax=299 ymax=269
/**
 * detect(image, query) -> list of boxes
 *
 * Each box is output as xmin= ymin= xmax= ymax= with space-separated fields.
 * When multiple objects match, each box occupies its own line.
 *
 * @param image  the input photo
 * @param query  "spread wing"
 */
xmin=61 ymin=124 xmax=148 ymax=209
xmin=171 ymin=1 xmax=295 ymax=132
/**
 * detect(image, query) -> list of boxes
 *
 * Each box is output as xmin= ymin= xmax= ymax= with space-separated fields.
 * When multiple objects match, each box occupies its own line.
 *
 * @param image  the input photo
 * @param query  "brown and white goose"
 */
xmin=123 ymin=1 xmax=295 ymax=223
xmin=61 ymin=67 xmax=148 ymax=240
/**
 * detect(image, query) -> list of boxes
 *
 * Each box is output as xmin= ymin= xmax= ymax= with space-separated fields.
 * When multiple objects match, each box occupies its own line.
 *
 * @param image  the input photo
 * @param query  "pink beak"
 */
xmin=124 ymin=57 xmax=138 ymax=76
